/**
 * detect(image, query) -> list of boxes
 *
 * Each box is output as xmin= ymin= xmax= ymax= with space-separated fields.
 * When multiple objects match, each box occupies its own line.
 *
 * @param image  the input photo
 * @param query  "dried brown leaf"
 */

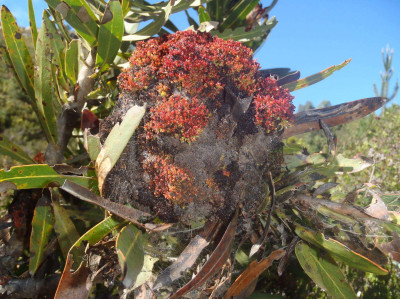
xmin=54 ymin=254 xmax=91 ymax=299
xmin=169 ymin=211 xmax=238 ymax=299
xmin=224 ymin=249 xmax=285 ymax=298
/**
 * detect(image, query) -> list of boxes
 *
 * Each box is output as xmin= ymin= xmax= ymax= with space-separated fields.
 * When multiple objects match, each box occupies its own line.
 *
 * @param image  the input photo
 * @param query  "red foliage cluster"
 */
xmin=117 ymin=30 xmax=295 ymax=206
xmin=145 ymin=95 xmax=210 ymax=142
xmin=142 ymin=155 xmax=197 ymax=203
xmin=254 ymin=77 xmax=295 ymax=132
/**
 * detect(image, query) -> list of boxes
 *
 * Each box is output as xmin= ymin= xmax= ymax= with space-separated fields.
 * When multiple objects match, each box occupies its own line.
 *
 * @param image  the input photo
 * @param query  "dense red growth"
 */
xmin=142 ymin=155 xmax=197 ymax=203
xmin=116 ymin=30 xmax=295 ymax=206
xmin=145 ymin=95 xmax=210 ymax=142
xmin=254 ymin=77 xmax=294 ymax=132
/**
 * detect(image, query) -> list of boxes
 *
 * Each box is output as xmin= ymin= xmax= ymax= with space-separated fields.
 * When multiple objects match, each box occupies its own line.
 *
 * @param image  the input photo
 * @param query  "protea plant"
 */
xmin=0 ymin=1 xmax=398 ymax=298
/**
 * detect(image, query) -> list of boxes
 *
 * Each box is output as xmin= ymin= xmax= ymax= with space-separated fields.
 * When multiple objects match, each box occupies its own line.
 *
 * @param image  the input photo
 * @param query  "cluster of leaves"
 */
xmin=0 ymin=1 xmax=398 ymax=298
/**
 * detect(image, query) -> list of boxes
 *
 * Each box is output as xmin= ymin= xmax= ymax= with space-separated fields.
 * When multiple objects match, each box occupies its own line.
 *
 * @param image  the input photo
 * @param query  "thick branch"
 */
xmin=45 ymin=49 xmax=96 ymax=164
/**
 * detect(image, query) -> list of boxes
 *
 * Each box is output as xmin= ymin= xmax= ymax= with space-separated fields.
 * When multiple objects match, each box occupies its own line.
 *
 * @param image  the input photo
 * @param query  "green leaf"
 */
xmin=206 ymin=0 xmax=230 ymax=22
xmin=43 ymin=11 xmax=69 ymax=91
xmin=87 ymin=135 xmax=101 ymax=161
xmin=0 ymin=134 xmax=35 ymax=164
xmin=52 ymin=196 xmax=80 ymax=261
xmin=0 ymin=164 xmax=95 ymax=191
xmin=1 ymin=6 xmax=36 ymax=105
xmin=283 ymin=142 xmax=304 ymax=155
xmin=28 ymin=0 xmax=38 ymax=48
xmin=122 ymin=2 xmax=172 ymax=41
xmin=213 ymin=17 xmax=277 ymax=43
xmin=172 ymin=0 xmax=209 ymax=14
xmin=67 ymin=215 xmax=125 ymax=269
xmin=334 ymin=154 xmax=372 ymax=173
xmin=185 ymin=9 xmax=199 ymax=29
xmin=29 ymin=194 xmax=55 ymax=275
xmin=72 ymin=216 xmax=124 ymax=252
xmin=34 ymin=15 xmax=59 ymax=144
xmin=96 ymin=0 xmax=124 ymax=67
xmin=219 ymin=0 xmax=259 ymax=30
xmin=282 ymin=59 xmax=351 ymax=92
xmin=295 ymin=241 xmax=356 ymax=299
xmin=121 ymin=0 xmax=132 ymax=17
xmin=198 ymin=6 xmax=211 ymax=23
xmin=116 ymin=224 xmax=151 ymax=288
xmin=64 ymin=39 xmax=79 ymax=82
xmin=96 ymin=105 xmax=145 ymax=193
xmin=295 ymin=226 xmax=389 ymax=275
xmin=45 ymin=0 xmax=99 ymax=45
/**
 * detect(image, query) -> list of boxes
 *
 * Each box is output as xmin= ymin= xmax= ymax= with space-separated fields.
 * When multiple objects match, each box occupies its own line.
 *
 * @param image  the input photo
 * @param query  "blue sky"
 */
xmin=2 ymin=0 xmax=399 ymax=110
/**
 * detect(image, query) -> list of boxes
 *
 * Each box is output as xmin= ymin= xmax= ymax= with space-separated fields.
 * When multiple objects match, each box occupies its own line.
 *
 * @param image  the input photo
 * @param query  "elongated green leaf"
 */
xmin=122 ymin=2 xmax=172 ymax=41
xmin=206 ymin=0 xmax=230 ymax=22
xmin=121 ymin=0 xmax=132 ymax=17
xmin=1 ymin=6 xmax=36 ymax=103
xmin=282 ymin=59 xmax=351 ymax=92
xmin=295 ymin=226 xmax=388 ymax=275
xmin=35 ymin=15 xmax=58 ymax=144
xmin=0 ymin=164 xmax=95 ymax=191
xmin=213 ymin=17 xmax=277 ymax=43
xmin=96 ymin=105 xmax=145 ymax=193
xmin=62 ymin=216 xmax=124 ymax=271
xmin=96 ymin=0 xmax=124 ymax=66
xmin=185 ymin=9 xmax=199 ymax=28
xmin=43 ymin=11 xmax=69 ymax=91
xmin=74 ymin=216 xmax=124 ymax=250
xmin=198 ymin=6 xmax=211 ymax=23
xmin=29 ymin=195 xmax=55 ymax=275
xmin=28 ymin=0 xmax=38 ymax=48
xmin=116 ymin=224 xmax=149 ymax=288
xmin=64 ymin=39 xmax=79 ymax=82
xmin=219 ymin=0 xmax=259 ymax=30
xmin=52 ymin=197 xmax=80 ymax=261
xmin=334 ymin=154 xmax=372 ymax=173
xmin=0 ymin=134 xmax=35 ymax=164
xmin=295 ymin=242 xmax=356 ymax=299
xmin=45 ymin=0 xmax=99 ymax=45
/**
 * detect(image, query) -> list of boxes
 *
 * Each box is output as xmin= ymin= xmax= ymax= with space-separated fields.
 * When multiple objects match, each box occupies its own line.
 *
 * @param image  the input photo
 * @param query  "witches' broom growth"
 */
xmin=0 ymin=1 xmax=398 ymax=298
